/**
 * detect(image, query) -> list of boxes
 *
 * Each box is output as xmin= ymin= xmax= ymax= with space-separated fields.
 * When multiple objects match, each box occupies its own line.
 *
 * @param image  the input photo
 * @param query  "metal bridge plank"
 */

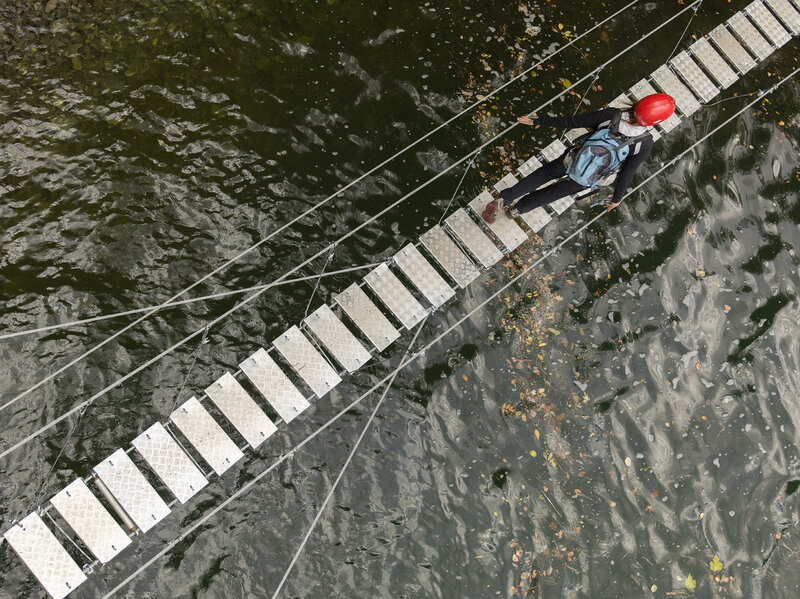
xmin=273 ymin=325 xmax=342 ymax=395
xmin=420 ymin=225 xmax=480 ymax=288
xmin=709 ymin=24 xmax=757 ymax=73
xmin=170 ymin=396 xmax=244 ymax=476
xmin=304 ymin=304 xmax=371 ymax=373
xmin=468 ymin=191 xmax=528 ymax=251
xmin=3 ymin=513 xmax=87 ymax=599
xmin=393 ymin=244 xmax=455 ymax=308
xmin=764 ymin=0 xmax=800 ymax=34
xmin=444 ymin=209 xmax=503 ymax=268
xmin=517 ymin=155 xmax=543 ymax=178
xmin=548 ymin=196 xmax=575 ymax=215
xmin=50 ymin=478 xmax=132 ymax=564
xmin=493 ymin=172 xmax=519 ymax=192
xmin=670 ymin=51 xmax=719 ymax=103
xmin=651 ymin=65 xmax=701 ymax=116
xmin=629 ymin=79 xmax=682 ymax=132
xmin=132 ymin=422 xmax=209 ymax=504
xmin=540 ymin=139 xmax=568 ymax=163
xmin=495 ymin=169 xmax=567 ymax=225
xmin=205 ymin=372 xmax=277 ymax=448
xmin=747 ymin=0 xmax=791 ymax=46
xmin=335 ymin=284 xmax=400 ymax=351
xmin=607 ymin=92 xmax=632 ymax=109
xmin=564 ymin=127 xmax=589 ymax=143
xmin=240 ymin=347 xmax=310 ymax=423
xmin=93 ymin=449 xmax=170 ymax=534
xmin=519 ymin=207 xmax=552 ymax=233
xmin=728 ymin=12 xmax=773 ymax=61
xmin=363 ymin=263 xmax=427 ymax=330
xmin=689 ymin=38 xmax=739 ymax=89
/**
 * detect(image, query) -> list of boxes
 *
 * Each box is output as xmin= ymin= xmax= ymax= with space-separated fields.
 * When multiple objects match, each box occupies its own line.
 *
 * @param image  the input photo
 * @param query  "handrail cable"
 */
xmin=668 ymin=0 xmax=703 ymax=61
xmin=0 ymin=0 xmax=641 ymax=403
xmin=437 ymin=150 xmax=480 ymax=227
xmin=100 ymin=64 xmax=800 ymax=598
xmin=0 ymin=263 xmax=382 ymax=342
xmin=303 ymin=246 xmax=336 ymax=319
xmin=0 ymin=0 xmax=702 ymax=458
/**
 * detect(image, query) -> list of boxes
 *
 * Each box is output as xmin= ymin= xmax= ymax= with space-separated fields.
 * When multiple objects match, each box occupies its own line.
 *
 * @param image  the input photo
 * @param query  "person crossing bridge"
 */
xmin=482 ymin=93 xmax=676 ymax=222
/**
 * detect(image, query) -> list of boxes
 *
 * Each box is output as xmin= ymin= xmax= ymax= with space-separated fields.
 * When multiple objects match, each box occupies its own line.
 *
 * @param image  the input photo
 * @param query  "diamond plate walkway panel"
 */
xmin=273 ymin=326 xmax=342 ymax=396
xmin=50 ymin=478 xmax=132 ymax=564
xmin=468 ymin=191 xmax=528 ymax=251
xmin=205 ymin=372 xmax=278 ymax=448
xmin=240 ymin=347 xmax=310 ymax=423
xmin=517 ymin=155 xmax=543 ymax=178
xmin=305 ymin=304 xmax=372 ymax=372
xmin=335 ymin=283 xmax=401 ymax=351
xmin=746 ymin=0 xmax=791 ymax=46
xmin=670 ymin=51 xmax=719 ymax=103
xmin=444 ymin=209 xmax=503 ymax=268
xmin=728 ymin=12 xmax=773 ymax=61
xmin=392 ymin=244 xmax=456 ymax=308
xmin=709 ymin=23 xmax=757 ymax=73
xmin=3 ymin=513 xmax=87 ymax=599
xmin=651 ymin=65 xmax=701 ymax=116
xmin=363 ymin=263 xmax=427 ymax=330
xmin=132 ymin=422 xmax=209 ymax=503
xmin=170 ymin=396 xmax=244 ymax=476
xmin=420 ymin=225 xmax=480 ymax=288
xmin=764 ymin=0 xmax=800 ymax=34
xmin=93 ymin=449 xmax=171 ymax=533
xmin=689 ymin=38 xmax=739 ymax=88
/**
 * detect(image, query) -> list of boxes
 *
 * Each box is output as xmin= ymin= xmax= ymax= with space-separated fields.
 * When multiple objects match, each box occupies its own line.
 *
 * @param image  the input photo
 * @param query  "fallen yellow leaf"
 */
xmin=685 ymin=574 xmax=696 ymax=589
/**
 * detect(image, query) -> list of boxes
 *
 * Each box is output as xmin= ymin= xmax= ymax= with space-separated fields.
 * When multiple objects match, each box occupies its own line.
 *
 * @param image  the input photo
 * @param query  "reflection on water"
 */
xmin=2 ymin=0 xmax=800 ymax=597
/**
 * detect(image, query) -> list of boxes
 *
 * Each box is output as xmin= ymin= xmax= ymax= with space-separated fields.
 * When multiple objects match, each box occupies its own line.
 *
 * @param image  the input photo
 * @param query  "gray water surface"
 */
xmin=2 ymin=1 xmax=800 ymax=597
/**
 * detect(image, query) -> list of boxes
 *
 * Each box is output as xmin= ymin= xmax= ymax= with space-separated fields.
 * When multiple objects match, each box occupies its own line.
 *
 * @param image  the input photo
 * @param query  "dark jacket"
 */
xmin=534 ymin=107 xmax=654 ymax=203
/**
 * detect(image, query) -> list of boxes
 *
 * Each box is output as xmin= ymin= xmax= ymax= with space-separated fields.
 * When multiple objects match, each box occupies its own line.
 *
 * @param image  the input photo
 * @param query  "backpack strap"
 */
xmin=573 ymin=110 xmax=623 ymax=146
xmin=606 ymin=111 xmax=624 ymax=135
xmin=615 ymin=131 xmax=652 ymax=154
xmin=570 ymin=112 xmax=622 ymax=152
xmin=609 ymin=109 xmax=652 ymax=153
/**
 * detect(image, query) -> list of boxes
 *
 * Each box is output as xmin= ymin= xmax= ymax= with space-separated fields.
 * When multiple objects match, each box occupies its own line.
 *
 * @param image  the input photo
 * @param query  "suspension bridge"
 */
xmin=3 ymin=1 xmax=800 ymax=597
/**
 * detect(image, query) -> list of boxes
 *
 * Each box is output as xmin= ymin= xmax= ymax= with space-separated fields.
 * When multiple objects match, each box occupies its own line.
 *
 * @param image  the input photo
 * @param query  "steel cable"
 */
xmin=0 ymin=264 xmax=382 ymax=342
xmin=667 ymin=0 xmax=704 ymax=61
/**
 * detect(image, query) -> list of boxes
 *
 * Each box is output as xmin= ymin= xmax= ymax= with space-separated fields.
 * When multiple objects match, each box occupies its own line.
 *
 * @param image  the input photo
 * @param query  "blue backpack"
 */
xmin=566 ymin=114 xmax=649 ymax=188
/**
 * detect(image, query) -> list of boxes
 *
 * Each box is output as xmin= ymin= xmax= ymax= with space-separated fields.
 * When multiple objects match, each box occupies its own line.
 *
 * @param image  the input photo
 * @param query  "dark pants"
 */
xmin=499 ymin=152 xmax=587 ymax=214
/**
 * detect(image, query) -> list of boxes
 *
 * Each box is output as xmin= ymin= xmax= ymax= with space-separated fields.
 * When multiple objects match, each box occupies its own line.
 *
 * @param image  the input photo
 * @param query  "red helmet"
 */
xmin=633 ymin=93 xmax=676 ymax=126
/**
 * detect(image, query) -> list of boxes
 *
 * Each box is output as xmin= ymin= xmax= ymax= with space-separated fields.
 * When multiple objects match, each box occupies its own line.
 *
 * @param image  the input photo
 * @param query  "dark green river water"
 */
xmin=2 ymin=0 xmax=800 ymax=597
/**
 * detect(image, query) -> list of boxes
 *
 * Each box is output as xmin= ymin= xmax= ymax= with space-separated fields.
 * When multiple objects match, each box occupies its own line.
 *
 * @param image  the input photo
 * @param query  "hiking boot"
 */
xmin=481 ymin=201 xmax=499 ymax=224
xmin=499 ymin=188 xmax=515 ymax=207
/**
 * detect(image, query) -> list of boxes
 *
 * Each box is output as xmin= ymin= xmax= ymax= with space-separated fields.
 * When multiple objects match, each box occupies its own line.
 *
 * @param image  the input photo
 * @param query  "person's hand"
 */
xmin=604 ymin=199 xmax=620 ymax=211
xmin=517 ymin=116 xmax=538 ymax=127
